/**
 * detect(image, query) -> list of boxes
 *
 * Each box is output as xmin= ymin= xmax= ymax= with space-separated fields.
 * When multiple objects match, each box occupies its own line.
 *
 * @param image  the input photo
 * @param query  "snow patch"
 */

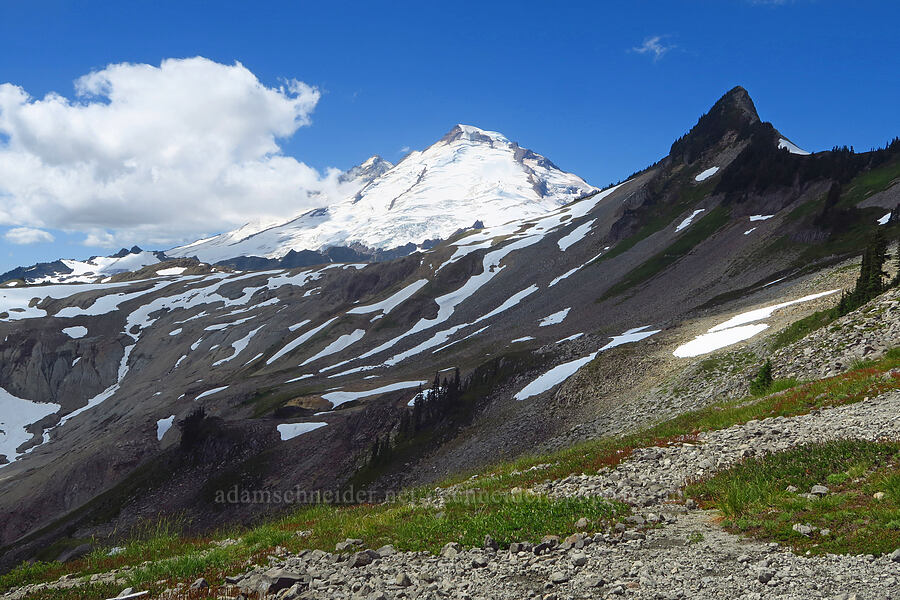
xmin=557 ymin=220 xmax=595 ymax=252
xmin=62 ymin=326 xmax=88 ymax=339
xmin=195 ymin=386 xmax=229 ymax=401
xmin=277 ymin=422 xmax=327 ymax=440
xmin=514 ymin=355 xmax=596 ymax=401
xmin=673 ymin=290 xmax=839 ymax=358
xmin=709 ymin=290 xmax=839 ymax=333
xmin=301 ymin=329 xmax=366 ymax=366
xmin=539 ymin=308 xmax=571 ymax=327
xmin=673 ymin=324 xmax=770 ymax=358
xmin=321 ymin=380 xmax=427 ymax=409
xmin=878 ymin=212 xmax=892 ymax=225
xmin=556 ymin=333 xmax=584 ymax=343
xmin=675 ymin=209 xmax=705 ymax=232
xmin=347 ymin=279 xmax=427 ymax=315
xmin=778 ymin=138 xmax=811 ymax=156
xmin=156 ymin=415 xmax=175 ymax=441
xmin=695 ymin=167 xmax=719 ymax=182
xmin=0 ymin=387 xmax=60 ymax=466
xmin=599 ymin=326 xmax=660 ymax=351
xmin=549 ymin=267 xmax=579 ymax=287
xmin=514 ymin=326 xmax=659 ymax=401
xmin=213 ymin=325 xmax=265 ymax=366
xmin=267 ymin=317 xmax=338 ymax=365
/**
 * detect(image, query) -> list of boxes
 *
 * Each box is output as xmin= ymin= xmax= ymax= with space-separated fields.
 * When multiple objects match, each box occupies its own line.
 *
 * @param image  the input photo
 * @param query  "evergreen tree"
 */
xmin=893 ymin=241 xmax=900 ymax=288
xmin=749 ymin=360 xmax=773 ymax=396
xmin=178 ymin=407 xmax=207 ymax=450
xmin=851 ymin=230 xmax=888 ymax=306
xmin=835 ymin=230 xmax=891 ymax=318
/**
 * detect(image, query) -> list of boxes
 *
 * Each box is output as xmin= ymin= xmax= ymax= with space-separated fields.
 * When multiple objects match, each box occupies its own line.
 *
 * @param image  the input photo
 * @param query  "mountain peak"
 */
xmin=713 ymin=86 xmax=760 ymax=125
xmin=169 ymin=123 xmax=594 ymax=262
xmin=339 ymin=155 xmax=394 ymax=185
xmin=441 ymin=124 xmax=510 ymax=146
xmin=669 ymin=86 xmax=762 ymax=164
xmin=360 ymin=155 xmax=388 ymax=169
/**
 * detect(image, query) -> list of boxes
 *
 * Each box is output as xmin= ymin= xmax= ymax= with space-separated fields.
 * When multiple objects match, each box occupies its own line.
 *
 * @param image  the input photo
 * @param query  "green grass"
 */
xmin=838 ymin=158 xmax=900 ymax=209
xmin=18 ymin=584 xmax=124 ymax=600
xmin=599 ymin=206 xmax=731 ymax=301
xmin=2 ymin=495 xmax=626 ymax=598
xmin=697 ymin=351 xmax=757 ymax=378
xmin=279 ymin=494 xmax=626 ymax=554
xmin=769 ymin=308 xmax=838 ymax=350
xmin=686 ymin=440 xmax=900 ymax=555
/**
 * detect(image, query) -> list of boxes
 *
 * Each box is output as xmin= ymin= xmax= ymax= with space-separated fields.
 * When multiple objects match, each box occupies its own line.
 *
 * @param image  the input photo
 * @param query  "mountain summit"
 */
xmin=168 ymin=125 xmax=596 ymax=263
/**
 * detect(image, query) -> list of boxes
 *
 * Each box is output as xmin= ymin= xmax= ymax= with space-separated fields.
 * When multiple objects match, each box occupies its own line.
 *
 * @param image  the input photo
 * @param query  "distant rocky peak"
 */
xmin=716 ymin=86 xmax=761 ymax=124
xmin=110 ymin=246 xmax=144 ymax=258
xmin=339 ymin=155 xmax=394 ymax=184
xmin=440 ymin=124 xmax=511 ymax=147
xmin=669 ymin=86 xmax=764 ymax=164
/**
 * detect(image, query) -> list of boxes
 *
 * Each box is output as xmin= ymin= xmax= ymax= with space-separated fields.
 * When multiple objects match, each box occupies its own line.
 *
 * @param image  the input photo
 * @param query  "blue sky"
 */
xmin=0 ymin=0 xmax=898 ymax=274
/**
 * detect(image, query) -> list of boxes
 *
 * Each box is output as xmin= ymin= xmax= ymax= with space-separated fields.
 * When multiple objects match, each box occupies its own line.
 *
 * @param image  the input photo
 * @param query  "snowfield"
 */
xmin=673 ymin=290 xmax=840 ymax=358
xmin=27 ymin=250 xmax=162 ymax=285
xmin=0 ymin=387 xmax=60 ymax=467
xmin=673 ymin=324 xmax=770 ymax=358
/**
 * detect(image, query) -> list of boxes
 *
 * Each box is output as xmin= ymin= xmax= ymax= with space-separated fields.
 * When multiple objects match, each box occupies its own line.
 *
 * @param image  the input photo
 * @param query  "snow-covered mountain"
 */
xmin=1 ymin=247 xmax=164 ymax=285
xmin=168 ymin=125 xmax=596 ymax=263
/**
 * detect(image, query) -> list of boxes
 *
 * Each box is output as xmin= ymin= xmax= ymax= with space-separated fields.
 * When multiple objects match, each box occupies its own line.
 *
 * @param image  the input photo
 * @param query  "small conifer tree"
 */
xmin=750 ymin=359 xmax=773 ymax=396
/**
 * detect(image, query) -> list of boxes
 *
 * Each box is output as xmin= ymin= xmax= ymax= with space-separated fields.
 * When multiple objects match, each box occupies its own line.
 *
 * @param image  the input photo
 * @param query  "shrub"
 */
xmin=749 ymin=359 xmax=774 ymax=395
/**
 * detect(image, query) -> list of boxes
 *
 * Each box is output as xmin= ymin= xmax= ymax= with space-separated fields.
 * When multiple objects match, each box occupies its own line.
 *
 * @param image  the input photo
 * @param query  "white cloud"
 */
xmin=0 ymin=57 xmax=350 ymax=248
xmin=4 ymin=227 xmax=55 ymax=244
xmin=399 ymin=145 xmax=411 ymax=154
xmin=82 ymin=230 xmax=116 ymax=247
xmin=632 ymin=36 xmax=675 ymax=61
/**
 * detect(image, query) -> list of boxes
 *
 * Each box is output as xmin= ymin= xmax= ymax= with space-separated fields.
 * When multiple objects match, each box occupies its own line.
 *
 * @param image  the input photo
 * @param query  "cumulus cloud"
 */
xmin=4 ymin=227 xmax=55 ymax=244
xmin=0 ymin=57 xmax=350 ymax=248
xmin=632 ymin=36 xmax=675 ymax=61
